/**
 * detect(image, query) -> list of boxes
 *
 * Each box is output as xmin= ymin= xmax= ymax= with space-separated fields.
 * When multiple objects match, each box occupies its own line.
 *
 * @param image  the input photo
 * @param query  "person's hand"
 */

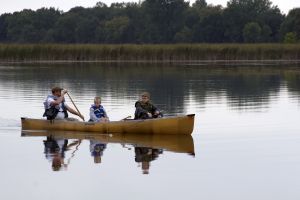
xmin=154 ymin=110 xmax=160 ymax=115
xmin=147 ymin=112 xmax=152 ymax=118
xmin=62 ymin=89 xmax=68 ymax=95
xmin=100 ymin=117 xmax=109 ymax=122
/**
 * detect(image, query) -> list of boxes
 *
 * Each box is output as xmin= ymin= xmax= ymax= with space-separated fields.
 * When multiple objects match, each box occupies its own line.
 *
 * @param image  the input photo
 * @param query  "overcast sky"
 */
xmin=0 ymin=0 xmax=299 ymax=15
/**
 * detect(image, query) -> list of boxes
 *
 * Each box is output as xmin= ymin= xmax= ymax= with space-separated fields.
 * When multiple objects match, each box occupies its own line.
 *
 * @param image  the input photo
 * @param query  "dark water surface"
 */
xmin=0 ymin=63 xmax=300 ymax=200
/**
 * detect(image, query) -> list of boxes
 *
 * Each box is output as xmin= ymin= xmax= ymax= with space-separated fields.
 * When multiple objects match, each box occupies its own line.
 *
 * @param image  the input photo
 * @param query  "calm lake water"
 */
xmin=0 ymin=63 xmax=300 ymax=200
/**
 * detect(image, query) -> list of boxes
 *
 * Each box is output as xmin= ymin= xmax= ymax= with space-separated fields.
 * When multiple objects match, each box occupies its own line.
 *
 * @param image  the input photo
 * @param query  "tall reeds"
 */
xmin=0 ymin=44 xmax=299 ymax=62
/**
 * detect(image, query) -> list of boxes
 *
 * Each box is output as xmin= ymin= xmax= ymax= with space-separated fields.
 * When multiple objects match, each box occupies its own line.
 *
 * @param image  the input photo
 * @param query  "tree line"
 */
xmin=0 ymin=0 xmax=299 ymax=44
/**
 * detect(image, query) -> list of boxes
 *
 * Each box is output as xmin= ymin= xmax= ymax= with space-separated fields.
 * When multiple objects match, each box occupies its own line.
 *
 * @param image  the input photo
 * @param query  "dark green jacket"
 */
xmin=134 ymin=101 xmax=158 ymax=119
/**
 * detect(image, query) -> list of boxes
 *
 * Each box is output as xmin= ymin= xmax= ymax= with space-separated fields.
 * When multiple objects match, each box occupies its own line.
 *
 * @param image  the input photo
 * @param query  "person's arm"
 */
xmin=66 ymin=105 xmax=85 ymax=121
xmin=89 ymin=107 xmax=99 ymax=122
xmin=154 ymin=106 xmax=160 ymax=115
xmin=103 ymin=107 xmax=109 ymax=119
xmin=50 ymin=90 xmax=67 ymax=107
xmin=135 ymin=102 xmax=152 ymax=118
xmin=135 ymin=102 xmax=148 ymax=113
xmin=151 ymin=103 xmax=161 ymax=116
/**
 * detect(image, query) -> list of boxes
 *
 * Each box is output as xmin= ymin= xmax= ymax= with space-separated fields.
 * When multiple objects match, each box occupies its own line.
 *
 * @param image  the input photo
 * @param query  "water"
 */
xmin=0 ymin=63 xmax=300 ymax=200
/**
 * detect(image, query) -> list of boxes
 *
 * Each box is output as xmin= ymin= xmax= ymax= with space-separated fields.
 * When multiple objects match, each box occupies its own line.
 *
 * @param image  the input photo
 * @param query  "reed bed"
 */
xmin=0 ymin=44 xmax=299 ymax=62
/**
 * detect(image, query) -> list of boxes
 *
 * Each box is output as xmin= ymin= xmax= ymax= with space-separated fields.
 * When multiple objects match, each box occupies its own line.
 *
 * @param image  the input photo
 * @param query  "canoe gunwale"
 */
xmin=21 ymin=114 xmax=195 ymax=135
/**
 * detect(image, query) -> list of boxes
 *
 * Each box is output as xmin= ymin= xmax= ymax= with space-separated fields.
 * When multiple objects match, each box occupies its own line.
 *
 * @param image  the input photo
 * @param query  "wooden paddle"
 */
xmin=121 ymin=116 xmax=131 ymax=120
xmin=66 ymin=92 xmax=85 ymax=121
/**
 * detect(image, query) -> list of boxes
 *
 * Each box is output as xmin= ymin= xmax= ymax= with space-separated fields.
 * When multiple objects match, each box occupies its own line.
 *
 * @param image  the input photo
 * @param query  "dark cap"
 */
xmin=51 ymin=87 xmax=63 ymax=94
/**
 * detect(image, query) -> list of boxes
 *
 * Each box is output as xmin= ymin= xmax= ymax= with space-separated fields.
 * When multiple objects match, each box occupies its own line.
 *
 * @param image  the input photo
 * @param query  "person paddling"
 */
xmin=134 ymin=92 xmax=162 ymax=120
xmin=43 ymin=87 xmax=84 ymax=121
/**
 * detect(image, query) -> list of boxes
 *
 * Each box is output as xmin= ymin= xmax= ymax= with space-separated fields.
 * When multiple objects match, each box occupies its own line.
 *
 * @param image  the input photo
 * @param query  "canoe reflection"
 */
xmin=22 ymin=131 xmax=195 ymax=173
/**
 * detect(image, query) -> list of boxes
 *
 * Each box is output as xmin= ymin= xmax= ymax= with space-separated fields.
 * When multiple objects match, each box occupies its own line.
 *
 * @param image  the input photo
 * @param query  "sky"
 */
xmin=0 ymin=0 xmax=299 ymax=15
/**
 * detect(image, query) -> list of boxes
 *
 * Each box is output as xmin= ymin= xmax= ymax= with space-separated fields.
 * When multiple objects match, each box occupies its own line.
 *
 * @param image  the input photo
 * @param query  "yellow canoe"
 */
xmin=21 ymin=114 xmax=195 ymax=135
xmin=21 ymin=130 xmax=195 ymax=155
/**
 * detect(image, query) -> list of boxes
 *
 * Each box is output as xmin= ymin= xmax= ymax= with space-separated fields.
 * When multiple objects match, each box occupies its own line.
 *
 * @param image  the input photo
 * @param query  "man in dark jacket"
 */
xmin=134 ymin=92 xmax=162 ymax=119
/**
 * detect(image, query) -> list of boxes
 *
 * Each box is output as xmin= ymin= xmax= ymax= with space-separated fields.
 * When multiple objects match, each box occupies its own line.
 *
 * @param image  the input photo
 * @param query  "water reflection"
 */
xmin=89 ymin=139 xmax=107 ymax=164
xmin=1 ymin=63 xmax=300 ymax=116
xmin=22 ymin=130 xmax=195 ymax=173
xmin=43 ymin=136 xmax=81 ymax=171
xmin=134 ymin=147 xmax=163 ymax=174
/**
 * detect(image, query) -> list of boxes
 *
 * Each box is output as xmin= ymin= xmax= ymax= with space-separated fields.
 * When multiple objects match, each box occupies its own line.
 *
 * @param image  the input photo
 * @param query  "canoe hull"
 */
xmin=21 ymin=130 xmax=195 ymax=155
xmin=21 ymin=114 xmax=195 ymax=135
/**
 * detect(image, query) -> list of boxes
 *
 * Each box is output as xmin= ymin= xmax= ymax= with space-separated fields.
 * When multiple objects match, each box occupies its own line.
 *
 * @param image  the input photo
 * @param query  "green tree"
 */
xmin=280 ymin=8 xmax=300 ymax=41
xmin=52 ymin=14 xmax=78 ymax=43
xmin=103 ymin=16 xmax=130 ymax=43
xmin=95 ymin=1 xmax=108 ymax=8
xmin=5 ymin=8 xmax=60 ymax=43
xmin=0 ymin=14 xmax=8 ymax=41
xmin=120 ymin=3 xmax=144 ymax=43
xmin=260 ymin=24 xmax=272 ymax=42
xmin=75 ymin=17 xmax=98 ymax=43
xmin=193 ymin=0 xmax=207 ymax=8
xmin=141 ymin=0 xmax=189 ymax=43
xmin=243 ymin=22 xmax=262 ymax=43
xmin=223 ymin=0 xmax=283 ymax=42
xmin=5 ymin=9 xmax=29 ymax=42
xmin=174 ymin=26 xmax=193 ymax=43
xmin=283 ymin=32 xmax=297 ymax=43
xmin=192 ymin=5 xmax=224 ymax=43
xmin=95 ymin=24 xmax=105 ymax=43
xmin=0 ymin=0 xmax=290 ymax=44
xmin=258 ymin=7 xmax=283 ymax=42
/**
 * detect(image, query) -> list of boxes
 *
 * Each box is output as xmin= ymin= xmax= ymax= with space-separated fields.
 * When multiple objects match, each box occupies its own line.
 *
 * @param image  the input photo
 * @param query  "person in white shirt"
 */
xmin=43 ymin=87 xmax=84 ymax=120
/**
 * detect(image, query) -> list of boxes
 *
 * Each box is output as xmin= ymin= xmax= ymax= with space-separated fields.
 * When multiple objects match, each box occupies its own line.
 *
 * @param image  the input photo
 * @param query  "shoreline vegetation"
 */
xmin=0 ymin=1 xmax=299 ymax=45
xmin=0 ymin=44 xmax=299 ymax=63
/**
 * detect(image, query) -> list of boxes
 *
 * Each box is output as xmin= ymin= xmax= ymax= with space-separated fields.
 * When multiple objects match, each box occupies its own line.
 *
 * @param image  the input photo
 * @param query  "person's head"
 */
xmin=51 ymin=87 xmax=63 ymax=97
xmin=52 ymin=155 xmax=62 ymax=171
xmin=140 ymin=92 xmax=150 ymax=103
xmin=94 ymin=96 xmax=101 ymax=107
xmin=94 ymin=156 xmax=101 ymax=164
xmin=92 ymin=144 xmax=103 ymax=164
xmin=142 ymin=161 xmax=150 ymax=174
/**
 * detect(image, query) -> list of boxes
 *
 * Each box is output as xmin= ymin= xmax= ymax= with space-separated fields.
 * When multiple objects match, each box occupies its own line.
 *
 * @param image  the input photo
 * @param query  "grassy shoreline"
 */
xmin=0 ymin=44 xmax=299 ymax=63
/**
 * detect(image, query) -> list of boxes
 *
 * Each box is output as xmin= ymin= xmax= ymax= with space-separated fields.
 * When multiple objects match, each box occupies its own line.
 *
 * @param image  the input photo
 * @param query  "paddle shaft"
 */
xmin=66 ymin=92 xmax=84 ymax=121
xmin=121 ymin=116 xmax=131 ymax=120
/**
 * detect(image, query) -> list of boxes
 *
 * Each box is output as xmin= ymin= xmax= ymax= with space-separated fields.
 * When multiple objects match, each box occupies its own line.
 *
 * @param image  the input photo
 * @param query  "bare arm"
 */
xmin=66 ymin=105 xmax=85 ymax=121
xmin=50 ymin=96 xmax=64 ymax=106
xmin=50 ymin=91 xmax=67 ymax=106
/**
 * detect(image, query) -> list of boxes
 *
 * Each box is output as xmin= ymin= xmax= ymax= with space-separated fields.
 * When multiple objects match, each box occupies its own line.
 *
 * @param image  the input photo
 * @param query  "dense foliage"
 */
xmin=0 ymin=0 xmax=299 ymax=43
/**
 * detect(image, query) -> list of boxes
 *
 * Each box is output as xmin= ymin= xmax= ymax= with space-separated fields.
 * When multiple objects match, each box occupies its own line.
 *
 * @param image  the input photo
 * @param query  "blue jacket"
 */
xmin=89 ymin=104 xmax=108 ymax=122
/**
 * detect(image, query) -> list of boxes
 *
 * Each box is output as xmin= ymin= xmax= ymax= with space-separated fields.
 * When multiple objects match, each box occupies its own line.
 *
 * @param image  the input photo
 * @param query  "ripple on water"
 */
xmin=0 ymin=118 xmax=21 ymax=128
